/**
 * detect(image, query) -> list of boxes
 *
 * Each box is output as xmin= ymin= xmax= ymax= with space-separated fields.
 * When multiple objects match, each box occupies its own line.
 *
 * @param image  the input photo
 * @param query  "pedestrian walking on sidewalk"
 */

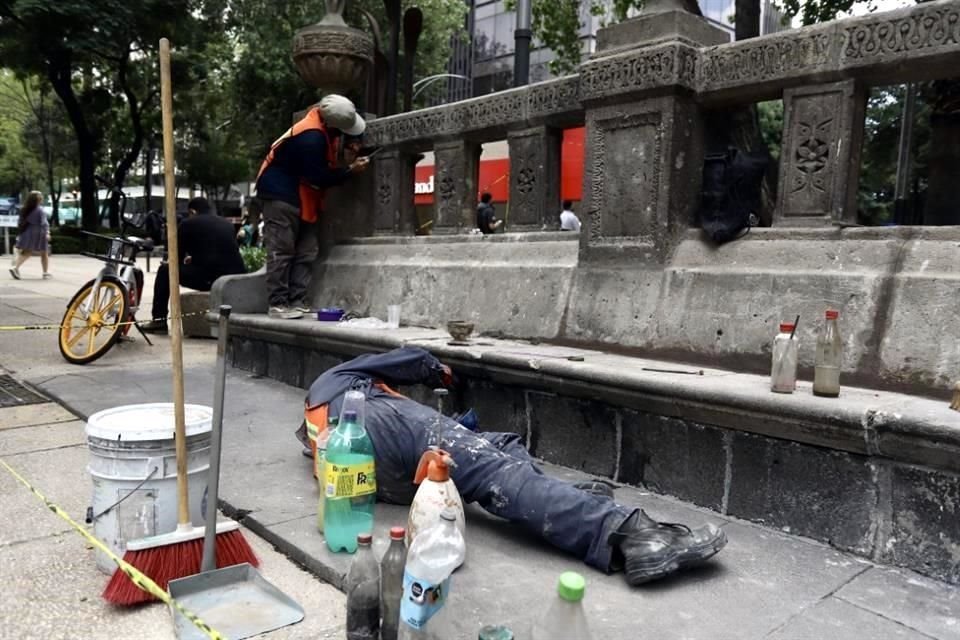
xmin=300 ymin=346 xmax=728 ymax=586
xmin=9 ymin=191 xmax=51 ymax=281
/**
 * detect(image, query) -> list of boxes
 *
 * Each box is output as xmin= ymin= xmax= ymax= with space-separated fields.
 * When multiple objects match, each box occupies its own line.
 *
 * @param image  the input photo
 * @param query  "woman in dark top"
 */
xmin=10 ymin=191 xmax=50 ymax=280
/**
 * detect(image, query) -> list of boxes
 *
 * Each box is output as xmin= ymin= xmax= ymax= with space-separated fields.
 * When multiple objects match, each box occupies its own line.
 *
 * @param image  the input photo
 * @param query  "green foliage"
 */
xmin=757 ymin=100 xmax=784 ymax=161
xmin=240 ymin=245 xmax=266 ymax=272
xmin=226 ymin=0 xmax=465 ymax=166
xmin=777 ymin=0 xmax=869 ymax=26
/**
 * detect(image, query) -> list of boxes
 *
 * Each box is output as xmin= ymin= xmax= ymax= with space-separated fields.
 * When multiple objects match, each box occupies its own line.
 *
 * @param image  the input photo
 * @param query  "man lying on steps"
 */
xmin=297 ymin=346 xmax=727 ymax=585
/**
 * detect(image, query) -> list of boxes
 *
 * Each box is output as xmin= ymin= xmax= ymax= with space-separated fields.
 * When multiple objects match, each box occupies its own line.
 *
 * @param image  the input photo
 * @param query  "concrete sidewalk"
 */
xmin=32 ymin=361 xmax=960 ymax=640
xmin=0 ymin=394 xmax=346 ymax=640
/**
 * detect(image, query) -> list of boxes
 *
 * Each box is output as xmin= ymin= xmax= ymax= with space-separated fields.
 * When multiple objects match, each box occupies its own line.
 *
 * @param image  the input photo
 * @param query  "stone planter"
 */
xmin=293 ymin=16 xmax=374 ymax=95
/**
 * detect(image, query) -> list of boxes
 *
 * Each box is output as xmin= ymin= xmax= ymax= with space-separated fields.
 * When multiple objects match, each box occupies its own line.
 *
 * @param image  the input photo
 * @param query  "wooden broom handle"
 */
xmin=160 ymin=38 xmax=190 ymax=526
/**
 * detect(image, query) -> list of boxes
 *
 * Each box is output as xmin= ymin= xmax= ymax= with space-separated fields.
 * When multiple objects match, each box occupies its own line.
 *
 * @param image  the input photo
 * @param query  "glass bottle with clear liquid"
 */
xmin=813 ymin=310 xmax=842 ymax=397
xmin=770 ymin=322 xmax=798 ymax=394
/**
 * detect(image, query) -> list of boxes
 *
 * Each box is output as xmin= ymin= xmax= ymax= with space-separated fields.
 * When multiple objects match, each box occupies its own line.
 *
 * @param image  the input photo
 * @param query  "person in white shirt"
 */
xmin=559 ymin=200 xmax=581 ymax=231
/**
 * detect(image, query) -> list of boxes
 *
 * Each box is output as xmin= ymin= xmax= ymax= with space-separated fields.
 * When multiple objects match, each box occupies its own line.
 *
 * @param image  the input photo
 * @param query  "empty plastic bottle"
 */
xmin=346 ymin=533 xmax=380 ymax=640
xmin=398 ymin=508 xmax=466 ymax=639
xmin=323 ymin=406 xmax=377 ymax=553
xmin=381 ymin=526 xmax=408 ymax=640
xmin=316 ymin=416 xmax=338 ymax=532
xmin=531 ymin=572 xmax=593 ymax=640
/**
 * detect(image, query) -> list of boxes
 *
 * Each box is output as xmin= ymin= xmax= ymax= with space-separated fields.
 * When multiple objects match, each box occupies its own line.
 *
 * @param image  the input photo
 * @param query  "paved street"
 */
xmin=1 ymin=255 xmax=959 ymax=639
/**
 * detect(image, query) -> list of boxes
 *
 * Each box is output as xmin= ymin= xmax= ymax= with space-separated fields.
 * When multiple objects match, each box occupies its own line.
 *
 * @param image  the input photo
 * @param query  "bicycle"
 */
xmin=58 ymin=180 xmax=156 ymax=365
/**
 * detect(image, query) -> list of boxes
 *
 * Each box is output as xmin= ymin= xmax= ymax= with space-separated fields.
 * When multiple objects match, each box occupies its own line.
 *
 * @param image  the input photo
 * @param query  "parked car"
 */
xmin=0 ymin=197 xmax=17 ymax=217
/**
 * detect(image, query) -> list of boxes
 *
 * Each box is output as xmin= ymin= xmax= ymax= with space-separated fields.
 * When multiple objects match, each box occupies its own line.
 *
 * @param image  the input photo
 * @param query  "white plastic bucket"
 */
xmin=85 ymin=403 xmax=212 ymax=574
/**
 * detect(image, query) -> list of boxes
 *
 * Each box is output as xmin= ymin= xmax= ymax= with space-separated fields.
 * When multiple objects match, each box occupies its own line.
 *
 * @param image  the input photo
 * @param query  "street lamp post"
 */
xmin=514 ymin=0 xmax=531 ymax=87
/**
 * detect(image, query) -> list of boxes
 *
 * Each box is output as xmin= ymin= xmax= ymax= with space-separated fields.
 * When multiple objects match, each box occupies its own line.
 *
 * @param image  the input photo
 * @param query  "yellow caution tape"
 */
xmin=0 ymin=458 xmax=225 ymax=640
xmin=0 ymin=310 xmax=208 ymax=332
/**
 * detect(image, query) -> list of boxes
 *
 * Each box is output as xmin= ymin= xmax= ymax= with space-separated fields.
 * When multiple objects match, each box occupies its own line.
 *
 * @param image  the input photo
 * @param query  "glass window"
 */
xmin=474 ymin=16 xmax=498 ymax=60
xmin=495 ymin=11 xmax=516 ymax=55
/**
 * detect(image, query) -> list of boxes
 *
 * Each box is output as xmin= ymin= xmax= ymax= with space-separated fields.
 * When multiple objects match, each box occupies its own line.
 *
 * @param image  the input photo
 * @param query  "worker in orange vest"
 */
xmin=256 ymin=94 xmax=369 ymax=319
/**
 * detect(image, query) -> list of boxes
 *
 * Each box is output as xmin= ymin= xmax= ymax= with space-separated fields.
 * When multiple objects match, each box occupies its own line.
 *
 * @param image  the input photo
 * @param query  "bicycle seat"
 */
xmin=125 ymin=236 xmax=154 ymax=251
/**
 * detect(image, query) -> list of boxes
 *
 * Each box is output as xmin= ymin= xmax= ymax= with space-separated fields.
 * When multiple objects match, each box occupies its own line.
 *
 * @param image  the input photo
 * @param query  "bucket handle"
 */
xmin=85 ymin=465 xmax=159 ymax=524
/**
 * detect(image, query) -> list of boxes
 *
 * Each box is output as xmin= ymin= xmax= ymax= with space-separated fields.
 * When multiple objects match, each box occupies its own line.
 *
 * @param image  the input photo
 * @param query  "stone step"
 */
xmin=219 ymin=315 xmax=960 ymax=586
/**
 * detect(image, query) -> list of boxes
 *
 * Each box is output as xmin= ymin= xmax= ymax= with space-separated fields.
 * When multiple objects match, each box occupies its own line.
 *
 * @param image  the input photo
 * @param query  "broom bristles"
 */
xmin=103 ymin=530 xmax=258 ymax=606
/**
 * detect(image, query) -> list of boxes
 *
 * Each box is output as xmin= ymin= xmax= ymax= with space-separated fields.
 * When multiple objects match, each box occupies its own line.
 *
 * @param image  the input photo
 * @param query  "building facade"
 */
xmin=436 ymin=0 xmax=787 ymax=103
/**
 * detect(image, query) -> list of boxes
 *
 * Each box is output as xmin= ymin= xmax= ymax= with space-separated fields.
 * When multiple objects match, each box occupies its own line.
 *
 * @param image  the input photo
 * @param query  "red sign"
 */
xmin=413 ymin=127 xmax=585 ymax=206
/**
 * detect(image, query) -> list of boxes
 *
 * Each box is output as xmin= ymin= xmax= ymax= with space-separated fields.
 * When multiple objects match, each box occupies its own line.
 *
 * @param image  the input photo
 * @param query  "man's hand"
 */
xmin=349 ymin=157 xmax=370 ymax=174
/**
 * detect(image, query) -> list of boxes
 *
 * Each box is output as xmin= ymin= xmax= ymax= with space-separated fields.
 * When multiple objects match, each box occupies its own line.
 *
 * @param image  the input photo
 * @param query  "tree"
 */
xmin=0 ymin=73 xmax=78 ymax=224
xmin=0 ymin=0 xmax=208 ymax=231
xmin=226 ymin=0 xmax=466 ymax=169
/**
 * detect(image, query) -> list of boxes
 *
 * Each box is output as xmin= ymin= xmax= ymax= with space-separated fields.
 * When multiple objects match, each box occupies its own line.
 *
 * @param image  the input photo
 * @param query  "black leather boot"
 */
xmin=609 ymin=510 xmax=727 ymax=585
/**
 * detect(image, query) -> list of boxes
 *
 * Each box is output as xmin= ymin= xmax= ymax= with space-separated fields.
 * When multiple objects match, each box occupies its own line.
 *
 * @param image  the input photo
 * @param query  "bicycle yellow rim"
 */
xmin=59 ymin=281 xmax=126 ymax=360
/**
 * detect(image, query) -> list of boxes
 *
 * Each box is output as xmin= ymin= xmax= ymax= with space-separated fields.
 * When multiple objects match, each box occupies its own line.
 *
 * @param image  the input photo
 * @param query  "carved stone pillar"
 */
xmin=578 ymin=8 xmax=722 ymax=262
xmin=433 ymin=139 xmax=480 ymax=233
xmin=776 ymin=80 xmax=866 ymax=226
xmin=508 ymin=127 xmax=562 ymax=230
xmin=373 ymin=150 xmax=416 ymax=235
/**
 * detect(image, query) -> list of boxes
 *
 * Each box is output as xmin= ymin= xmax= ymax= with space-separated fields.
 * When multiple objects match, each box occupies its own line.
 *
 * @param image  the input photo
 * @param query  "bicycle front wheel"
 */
xmin=58 ymin=277 xmax=129 ymax=365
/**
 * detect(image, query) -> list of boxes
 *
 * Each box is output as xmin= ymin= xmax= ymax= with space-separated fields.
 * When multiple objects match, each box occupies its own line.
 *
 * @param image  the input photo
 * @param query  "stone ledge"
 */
xmin=217 ymin=313 xmax=960 ymax=475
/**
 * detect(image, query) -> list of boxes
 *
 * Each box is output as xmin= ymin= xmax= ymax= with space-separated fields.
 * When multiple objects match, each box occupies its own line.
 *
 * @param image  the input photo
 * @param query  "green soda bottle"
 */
xmin=323 ymin=408 xmax=376 ymax=553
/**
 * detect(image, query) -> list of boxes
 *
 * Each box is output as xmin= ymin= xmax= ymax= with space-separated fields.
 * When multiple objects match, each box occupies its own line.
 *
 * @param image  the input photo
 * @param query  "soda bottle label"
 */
xmin=324 ymin=459 xmax=377 ymax=498
xmin=399 ymin=570 xmax=450 ymax=629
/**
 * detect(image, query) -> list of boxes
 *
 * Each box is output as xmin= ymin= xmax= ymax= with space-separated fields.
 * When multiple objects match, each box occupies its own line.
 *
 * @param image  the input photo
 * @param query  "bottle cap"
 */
xmin=342 ymin=410 xmax=358 ymax=422
xmin=440 ymin=507 xmax=457 ymax=522
xmin=557 ymin=571 xmax=586 ymax=602
xmin=389 ymin=526 xmax=405 ymax=540
xmin=825 ymin=309 xmax=839 ymax=320
xmin=779 ymin=322 xmax=795 ymax=333
xmin=357 ymin=532 xmax=372 ymax=545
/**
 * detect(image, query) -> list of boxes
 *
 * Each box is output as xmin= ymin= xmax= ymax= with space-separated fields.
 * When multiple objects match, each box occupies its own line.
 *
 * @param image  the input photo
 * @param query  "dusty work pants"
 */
xmin=363 ymin=396 xmax=634 ymax=573
xmin=262 ymin=198 xmax=318 ymax=308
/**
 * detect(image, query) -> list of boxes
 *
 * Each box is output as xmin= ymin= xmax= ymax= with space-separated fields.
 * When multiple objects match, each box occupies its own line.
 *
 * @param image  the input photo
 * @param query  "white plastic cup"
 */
xmin=387 ymin=304 xmax=401 ymax=329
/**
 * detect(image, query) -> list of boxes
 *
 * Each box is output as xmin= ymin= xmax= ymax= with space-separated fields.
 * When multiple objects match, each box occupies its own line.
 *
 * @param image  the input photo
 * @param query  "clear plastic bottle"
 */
xmin=398 ymin=508 xmax=466 ymax=640
xmin=324 ymin=407 xmax=376 ymax=553
xmin=316 ymin=416 xmax=337 ymax=532
xmin=531 ymin=572 xmax=593 ymax=640
xmin=381 ymin=526 xmax=408 ymax=640
xmin=770 ymin=322 xmax=798 ymax=394
xmin=345 ymin=533 xmax=380 ymax=640
xmin=813 ymin=309 xmax=842 ymax=398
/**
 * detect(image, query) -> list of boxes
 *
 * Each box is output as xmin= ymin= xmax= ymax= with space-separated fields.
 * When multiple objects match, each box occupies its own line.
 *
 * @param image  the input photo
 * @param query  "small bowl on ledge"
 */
xmin=446 ymin=320 xmax=474 ymax=343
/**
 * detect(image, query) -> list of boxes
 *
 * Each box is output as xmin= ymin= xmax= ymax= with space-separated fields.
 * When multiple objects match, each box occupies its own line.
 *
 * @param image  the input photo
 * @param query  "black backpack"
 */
xmin=699 ymin=147 xmax=768 ymax=244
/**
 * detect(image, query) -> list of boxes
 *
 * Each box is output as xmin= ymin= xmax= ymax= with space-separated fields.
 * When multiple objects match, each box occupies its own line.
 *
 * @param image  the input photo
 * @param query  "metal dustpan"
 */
xmin=167 ymin=307 xmax=303 ymax=639
xmin=168 ymin=563 xmax=304 ymax=640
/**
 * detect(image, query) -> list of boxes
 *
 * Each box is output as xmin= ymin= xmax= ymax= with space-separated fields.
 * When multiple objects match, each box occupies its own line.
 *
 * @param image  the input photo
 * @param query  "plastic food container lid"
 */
xmin=86 ymin=403 xmax=212 ymax=441
xmin=557 ymin=571 xmax=586 ymax=602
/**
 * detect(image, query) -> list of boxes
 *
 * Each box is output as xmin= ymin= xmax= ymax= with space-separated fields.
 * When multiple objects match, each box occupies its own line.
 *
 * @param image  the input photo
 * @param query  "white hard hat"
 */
xmin=319 ymin=94 xmax=366 ymax=136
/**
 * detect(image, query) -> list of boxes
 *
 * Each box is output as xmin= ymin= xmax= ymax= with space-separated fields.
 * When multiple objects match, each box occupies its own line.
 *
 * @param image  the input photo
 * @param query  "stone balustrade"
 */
xmin=345 ymin=0 xmax=960 ymax=242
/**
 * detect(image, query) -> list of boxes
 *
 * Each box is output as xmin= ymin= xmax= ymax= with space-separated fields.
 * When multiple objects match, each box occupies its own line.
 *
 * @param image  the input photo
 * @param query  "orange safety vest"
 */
xmin=257 ymin=108 xmax=339 ymax=223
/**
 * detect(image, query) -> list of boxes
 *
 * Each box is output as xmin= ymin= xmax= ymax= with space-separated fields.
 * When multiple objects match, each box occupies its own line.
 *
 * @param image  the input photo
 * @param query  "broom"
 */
xmin=103 ymin=38 xmax=257 ymax=606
